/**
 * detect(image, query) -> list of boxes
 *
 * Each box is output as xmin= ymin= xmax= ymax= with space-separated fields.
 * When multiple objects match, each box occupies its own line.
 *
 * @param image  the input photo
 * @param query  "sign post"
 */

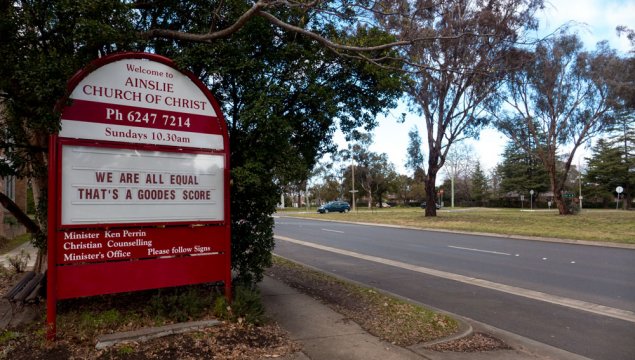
xmin=530 ymin=190 xmax=534 ymax=210
xmin=616 ymin=186 xmax=624 ymax=210
xmin=47 ymin=53 xmax=231 ymax=339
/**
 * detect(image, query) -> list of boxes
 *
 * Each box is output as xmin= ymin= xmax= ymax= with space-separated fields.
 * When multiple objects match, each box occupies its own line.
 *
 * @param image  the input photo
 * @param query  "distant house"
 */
xmin=1 ymin=174 xmax=28 ymax=238
xmin=1 ymin=99 xmax=29 ymax=238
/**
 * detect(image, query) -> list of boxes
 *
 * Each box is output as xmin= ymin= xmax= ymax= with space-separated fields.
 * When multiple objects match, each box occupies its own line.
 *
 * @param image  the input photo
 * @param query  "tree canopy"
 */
xmin=0 ymin=0 xmax=404 ymax=282
xmin=494 ymin=34 xmax=618 ymax=214
xmin=382 ymin=0 xmax=545 ymax=216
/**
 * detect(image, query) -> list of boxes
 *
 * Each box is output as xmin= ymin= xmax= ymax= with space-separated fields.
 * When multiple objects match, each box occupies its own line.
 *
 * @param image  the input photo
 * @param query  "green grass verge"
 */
xmin=0 ymin=233 xmax=32 ymax=255
xmin=279 ymin=207 xmax=635 ymax=244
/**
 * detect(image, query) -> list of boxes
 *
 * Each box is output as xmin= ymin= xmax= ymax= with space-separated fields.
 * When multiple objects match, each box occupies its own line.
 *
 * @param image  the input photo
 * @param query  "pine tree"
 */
xmin=471 ymin=162 xmax=489 ymax=206
xmin=584 ymin=138 xmax=633 ymax=208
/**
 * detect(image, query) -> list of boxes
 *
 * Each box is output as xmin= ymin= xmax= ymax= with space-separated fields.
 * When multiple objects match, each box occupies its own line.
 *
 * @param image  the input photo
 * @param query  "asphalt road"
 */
xmin=273 ymin=216 xmax=635 ymax=360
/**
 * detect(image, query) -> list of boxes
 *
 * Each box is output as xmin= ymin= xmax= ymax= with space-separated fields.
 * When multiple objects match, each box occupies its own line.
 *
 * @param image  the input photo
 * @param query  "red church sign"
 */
xmin=47 ymin=53 xmax=231 ymax=339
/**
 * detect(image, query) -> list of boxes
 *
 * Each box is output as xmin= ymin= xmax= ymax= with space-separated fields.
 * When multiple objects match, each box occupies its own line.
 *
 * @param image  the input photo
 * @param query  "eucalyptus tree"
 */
xmin=373 ymin=0 xmax=545 ymax=216
xmin=405 ymin=126 xmax=425 ymax=179
xmin=442 ymin=142 xmax=476 ymax=207
xmin=494 ymin=34 xmax=618 ymax=214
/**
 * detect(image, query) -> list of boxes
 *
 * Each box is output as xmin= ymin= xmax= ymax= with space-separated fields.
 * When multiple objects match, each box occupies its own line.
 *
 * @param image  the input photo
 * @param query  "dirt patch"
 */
xmin=2 ymin=322 xmax=298 ymax=359
xmin=425 ymin=332 xmax=512 ymax=352
xmin=0 ymin=269 xmax=299 ymax=360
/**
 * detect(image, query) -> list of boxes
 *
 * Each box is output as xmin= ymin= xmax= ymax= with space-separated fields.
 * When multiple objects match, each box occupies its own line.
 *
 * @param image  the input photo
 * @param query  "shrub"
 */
xmin=7 ymin=249 xmax=30 ymax=273
xmin=214 ymin=286 xmax=265 ymax=325
xmin=147 ymin=287 xmax=211 ymax=322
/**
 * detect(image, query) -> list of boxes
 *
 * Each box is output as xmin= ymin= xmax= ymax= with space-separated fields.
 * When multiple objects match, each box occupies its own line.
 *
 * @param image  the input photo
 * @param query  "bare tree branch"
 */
xmin=139 ymin=0 xmax=266 ymax=43
xmin=0 ymin=191 xmax=42 ymax=236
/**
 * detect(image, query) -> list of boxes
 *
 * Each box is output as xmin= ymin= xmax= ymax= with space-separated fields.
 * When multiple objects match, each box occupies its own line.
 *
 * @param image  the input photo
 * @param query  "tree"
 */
xmin=405 ymin=126 xmax=425 ymax=179
xmin=358 ymin=152 xmax=398 ymax=207
xmin=494 ymin=34 xmax=618 ymax=214
xmin=497 ymin=141 xmax=549 ymax=198
xmin=0 ymin=0 xmax=138 ymax=270
xmin=309 ymin=158 xmax=345 ymax=204
xmin=340 ymin=132 xmax=397 ymax=208
xmin=442 ymin=142 xmax=476 ymax=207
xmin=584 ymin=138 xmax=633 ymax=209
xmin=0 ymin=0 xmax=404 ymax=283
xmin=137 ymin=6 xmax=405 ymax=284
xmin=471 ymin=162 xmax=489 ymax=206
xmin=603 ymin=115 xmax=635 ymax=208
xmin=377 ymin=0 xmax=544 ymax=216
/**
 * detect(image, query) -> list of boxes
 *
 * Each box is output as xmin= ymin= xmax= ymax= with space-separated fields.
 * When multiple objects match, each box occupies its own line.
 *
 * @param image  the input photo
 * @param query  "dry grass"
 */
xmin=281 ymin=208 xmax=635 ymax=244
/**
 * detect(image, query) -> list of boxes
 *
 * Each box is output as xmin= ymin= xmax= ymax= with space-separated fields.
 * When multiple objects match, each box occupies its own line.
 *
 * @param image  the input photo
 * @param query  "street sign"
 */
xmin=616 ymin=186 xmax=624 ymax=194
xmin=564 ymin=193 xmax=574 ymax=198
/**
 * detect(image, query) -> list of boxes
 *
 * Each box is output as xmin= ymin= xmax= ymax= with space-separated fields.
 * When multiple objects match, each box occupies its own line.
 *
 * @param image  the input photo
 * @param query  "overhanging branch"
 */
xmin=0 ymin=191 xmax=42 ymax=236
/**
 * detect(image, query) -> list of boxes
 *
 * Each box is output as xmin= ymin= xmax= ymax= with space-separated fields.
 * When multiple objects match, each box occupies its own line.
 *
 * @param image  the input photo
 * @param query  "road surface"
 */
xmin=273 ymin=216 xmax=635 ymax=360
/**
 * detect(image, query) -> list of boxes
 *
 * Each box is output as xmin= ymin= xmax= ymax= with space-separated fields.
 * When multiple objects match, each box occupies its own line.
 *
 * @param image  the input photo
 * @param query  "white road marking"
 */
xmin=448 ymin=245 xmax=511 ymax=256
xmin=275 ymin=235 xmax=635 ymax=324
xmin=321 ymin=229 xmax=344 ymax=234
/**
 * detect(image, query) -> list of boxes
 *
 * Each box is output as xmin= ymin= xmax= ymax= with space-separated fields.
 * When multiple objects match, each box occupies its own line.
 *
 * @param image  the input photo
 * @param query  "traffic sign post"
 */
xmin=530 ymin=190 xmax=534 ymax=210
xmin=616 ymin=186 xmax=624 ymax=210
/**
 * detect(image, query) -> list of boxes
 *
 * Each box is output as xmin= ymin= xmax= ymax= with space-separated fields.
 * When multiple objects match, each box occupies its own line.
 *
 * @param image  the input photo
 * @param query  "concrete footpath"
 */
xmin=0 ymin=240 xmax=37 ymax=270
xmin=259 ymin=275 xmax=589 ymax=360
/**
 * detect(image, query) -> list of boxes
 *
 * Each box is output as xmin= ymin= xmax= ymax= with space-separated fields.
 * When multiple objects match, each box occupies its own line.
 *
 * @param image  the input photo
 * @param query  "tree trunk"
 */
xmin=544 ymin=156 xmax=570 ymax=215
xmin=424 ymin=171 xmax=438 ymax=217
xmin=623 ymin=184 xmax=632 ymax=210
xmin=554 ymin=192 xmax=569 ymax=215
xmin=31 ymin=175 xmax=49 ymax=273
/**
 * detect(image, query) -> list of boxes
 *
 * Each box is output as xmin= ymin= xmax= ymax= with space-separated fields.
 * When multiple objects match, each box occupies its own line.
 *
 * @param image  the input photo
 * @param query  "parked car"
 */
xmin=420 ymin=201 xmax=441 ymax=209
xmin=317 ymin=201 xmax=351 ymax=213
xmin=376 ymin=202 xmax=391 ymax=208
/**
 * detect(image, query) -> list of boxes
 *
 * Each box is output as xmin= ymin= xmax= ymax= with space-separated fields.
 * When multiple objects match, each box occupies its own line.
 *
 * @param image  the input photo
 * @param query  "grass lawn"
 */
xmin=0 ymin=233 xmax=31 ymax=255
xmin=279 ymin=207 xmax=635 ymax=245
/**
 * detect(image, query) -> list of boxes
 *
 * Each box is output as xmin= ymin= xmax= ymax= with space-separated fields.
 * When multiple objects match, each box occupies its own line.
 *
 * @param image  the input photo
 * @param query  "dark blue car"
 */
xmin=317 ymin=201 xmax=351 ymax=213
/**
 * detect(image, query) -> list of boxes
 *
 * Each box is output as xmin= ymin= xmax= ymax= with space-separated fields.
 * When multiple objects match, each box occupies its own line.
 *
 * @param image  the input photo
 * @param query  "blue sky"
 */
xmin=334 ymin=0 xmax=635 ymax=178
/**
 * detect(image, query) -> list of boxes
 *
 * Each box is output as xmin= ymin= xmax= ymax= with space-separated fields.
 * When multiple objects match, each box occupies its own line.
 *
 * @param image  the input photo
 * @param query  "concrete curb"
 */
xmin=416 ymin=317 xmax=473 ymax=348
xmin=95 ymin=319 xmax=220 ymax=349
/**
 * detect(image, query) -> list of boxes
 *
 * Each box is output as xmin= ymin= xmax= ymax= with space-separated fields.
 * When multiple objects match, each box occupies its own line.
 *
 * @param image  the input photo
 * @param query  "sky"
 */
xmin=332 ymin=0 xmax=635 ymax=179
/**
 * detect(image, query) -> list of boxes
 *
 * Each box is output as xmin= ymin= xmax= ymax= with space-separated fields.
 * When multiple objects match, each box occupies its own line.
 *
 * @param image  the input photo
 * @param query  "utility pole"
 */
xmin=351 ymin=161 xmax=357 ymax=211
xmin=578 ymin=163 xmax=583 ymax=211
xmin=451 ymin=175 xmax=455 ymax=208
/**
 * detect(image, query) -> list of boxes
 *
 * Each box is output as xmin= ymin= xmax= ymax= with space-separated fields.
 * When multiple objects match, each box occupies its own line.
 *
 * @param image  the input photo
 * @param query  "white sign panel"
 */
xmin=59 ymin=58 xmax=223 ymax=150
xmin=61 ymin=145 xmax=225 ymax=225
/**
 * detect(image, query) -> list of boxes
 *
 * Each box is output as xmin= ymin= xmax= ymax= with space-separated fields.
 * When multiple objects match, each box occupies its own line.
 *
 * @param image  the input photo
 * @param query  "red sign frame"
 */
xmin=47 ymin=53 xmax=231 ymax=339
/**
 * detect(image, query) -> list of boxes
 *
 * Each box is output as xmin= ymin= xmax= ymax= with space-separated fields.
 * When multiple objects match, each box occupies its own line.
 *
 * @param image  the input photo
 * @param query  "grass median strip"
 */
xmin=281 ymin=208 xmax=635 ymax=244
